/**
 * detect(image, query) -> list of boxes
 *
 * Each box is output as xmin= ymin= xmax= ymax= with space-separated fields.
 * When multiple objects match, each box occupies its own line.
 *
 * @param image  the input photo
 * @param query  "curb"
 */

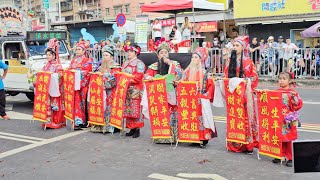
xmin=259 ymin=78 xmax=320 ymax=87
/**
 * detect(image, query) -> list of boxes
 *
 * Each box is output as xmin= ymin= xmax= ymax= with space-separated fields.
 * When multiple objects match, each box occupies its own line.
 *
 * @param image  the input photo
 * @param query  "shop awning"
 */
xmin=141 ymin=0 xmax=224 ymax=14
xmin=301 ymin=22 xmax=320 ymax=38
xmin=235 ymin=13 xmax=320 ymax=26
xmin=32 ymin=25 xmax=45 ymax=31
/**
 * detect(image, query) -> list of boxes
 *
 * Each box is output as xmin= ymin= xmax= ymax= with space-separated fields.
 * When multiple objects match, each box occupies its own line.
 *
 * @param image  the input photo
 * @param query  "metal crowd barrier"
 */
xmin=249 ymin=48 xmax=320 ymax=79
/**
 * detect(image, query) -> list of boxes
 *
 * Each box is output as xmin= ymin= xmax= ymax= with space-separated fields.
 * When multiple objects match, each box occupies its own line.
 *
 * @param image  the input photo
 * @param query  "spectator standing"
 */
xmin=182 ymin=17 xmax=192 ymax=40
xmin=0 ymin=58 xmax=9 ymax=120
xmin=152 ymin=18 xmax=162 ymax=43
xmin=267 ymin=36 xmax=279 ymax=77
xmin=277 ymin=36 xmax=285 ymax=73
xmin=218 ymin=29 xmax=225 ymax=45
xmin=283 ymin=37 xmax=299 ymax=72
xmin=249 ymin=37 xmax=260 ymax=74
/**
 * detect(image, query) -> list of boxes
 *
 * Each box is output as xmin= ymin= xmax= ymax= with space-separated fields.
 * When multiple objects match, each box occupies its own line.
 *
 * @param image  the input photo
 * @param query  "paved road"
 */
xmin=0 ymin=87 xmax=320 ymax=180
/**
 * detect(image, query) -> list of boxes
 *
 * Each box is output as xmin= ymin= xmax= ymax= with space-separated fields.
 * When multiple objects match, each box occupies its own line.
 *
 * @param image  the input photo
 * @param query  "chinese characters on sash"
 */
xmin=224 ymin=80 xmax=248 ymax=144
xmin=177 ymin=82 xmax=201 ymax=143
xmin=33 ymin=72 xmax=52 ymax=122
xmin=145 ymin=78 xmax=171 ymax=139
xmin=257 ymin=90 xmax=283 ymax=159
xmin=109 ymin=72 xmax=132 ymax=129
xmin=88 ymin=73 xmax=105 ymax=126
xmin=63 ymin=70 xmax=75 ymax=122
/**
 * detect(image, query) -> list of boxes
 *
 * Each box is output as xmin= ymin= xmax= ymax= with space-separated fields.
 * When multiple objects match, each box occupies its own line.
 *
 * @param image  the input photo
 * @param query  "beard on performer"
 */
xmin=228 ymin=50 xmax=238 ymax=78
xmin=157 ymin=57 xmax=170 ymax=75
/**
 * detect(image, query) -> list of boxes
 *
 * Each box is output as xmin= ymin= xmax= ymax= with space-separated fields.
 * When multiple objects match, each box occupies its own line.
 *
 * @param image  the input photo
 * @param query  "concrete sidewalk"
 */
xmin=259 ymin=77 xmax=320 ymax=87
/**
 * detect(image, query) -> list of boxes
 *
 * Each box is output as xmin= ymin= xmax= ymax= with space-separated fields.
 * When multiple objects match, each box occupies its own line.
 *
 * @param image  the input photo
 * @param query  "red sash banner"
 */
xmin=33 ymin=71 xmax=52 ymax=122
xmin=88 ymin=73 xmax=105 ymax=126
xmin=145 ymin=78 xmax=171 ymax=139
xmin=224 ymin=79 xmax=249 ymax=144
xmin=176 ymin=81 xmax=201 ymax=143
xmin=109 ymin=72 xmax=133 ymax=130
xmin=63 ymin=70 xmax=75 ymax=122
xmin=256 ymin=90 xmax=283 ymax=159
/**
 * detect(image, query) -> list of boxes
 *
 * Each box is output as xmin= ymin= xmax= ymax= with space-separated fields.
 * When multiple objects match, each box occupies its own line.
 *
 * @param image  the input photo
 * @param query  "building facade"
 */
xmin=233 ymin=0 xmax=320 ymax=47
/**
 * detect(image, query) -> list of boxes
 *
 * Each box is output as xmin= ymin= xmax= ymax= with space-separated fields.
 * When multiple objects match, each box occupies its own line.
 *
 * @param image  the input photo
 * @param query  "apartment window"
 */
xmin=114 ymin=5 xmax=122 ymax=16
xmin=65 ymin=16 xmax=73 ymax=21
xmin=125 ymin=4 xmax=130 ymax=14
xmin=106 ymin=8 xmax=110 ymax=16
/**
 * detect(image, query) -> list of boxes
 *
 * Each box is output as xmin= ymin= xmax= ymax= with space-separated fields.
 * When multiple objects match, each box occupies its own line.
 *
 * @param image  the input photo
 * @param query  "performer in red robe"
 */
xmin=90 ymin=46 xmax=121 ymax=133
xmin=41 ymin=38 xmax=65 ymax=129
xmin=122 ymin=44 xmax=146 ymax=138
xmin=69 ymin=41 xmax=93 ymax=129
xmin=272 ymin=72 xmax=303 ymax=167
xmin=224 ymin=36 xmax=259 ymax=154
xmin=182 ymin=47 xmax=217 ymax=148
xmin=144 ymin=38 xmax=183 ymax=144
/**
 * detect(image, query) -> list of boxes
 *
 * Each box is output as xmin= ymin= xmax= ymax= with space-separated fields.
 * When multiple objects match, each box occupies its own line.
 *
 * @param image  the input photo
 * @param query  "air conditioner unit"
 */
xmin=40 ymin=18 xmax=45 ymax=23
xmin=48 ymin=19 xmax=52 ymax=23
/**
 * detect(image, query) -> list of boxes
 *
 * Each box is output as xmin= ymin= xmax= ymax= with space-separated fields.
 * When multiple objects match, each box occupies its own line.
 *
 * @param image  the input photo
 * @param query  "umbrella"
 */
xmin=301 ymin=22 xmax=320 ymax=38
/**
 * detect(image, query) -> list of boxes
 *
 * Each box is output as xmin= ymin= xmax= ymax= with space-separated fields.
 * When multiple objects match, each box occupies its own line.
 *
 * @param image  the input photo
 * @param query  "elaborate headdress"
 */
xmin=233 ymin=36 xmax=249 ymax=48
xmin=46 ymin=38 xmax=60 ymax=63
xmin=193 ymin=47 xmax=209 ymax=64
xmin=102 ymin=46 xmax=115 ymax=57
xmin=154 ymin=38 xmax=173 ymax=53
xmin=124 ymin=44 xmax=141 ymax=55
xmin=76 ymin=41 xmax=89 ymax=51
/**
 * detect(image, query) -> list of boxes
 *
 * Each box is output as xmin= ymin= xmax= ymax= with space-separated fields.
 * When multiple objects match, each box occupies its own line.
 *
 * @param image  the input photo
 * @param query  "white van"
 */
xmin=0 ymin=31 xmax=71 ymax=101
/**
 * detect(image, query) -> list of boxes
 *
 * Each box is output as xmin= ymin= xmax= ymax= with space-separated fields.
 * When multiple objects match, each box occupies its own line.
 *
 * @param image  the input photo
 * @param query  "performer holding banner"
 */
xmin=33 ymin=38 xmax=65 ymax=129
xmin=144 ymin=39 xmax=183 ymax=143
xmin=180 ymin=48 xmax=217 ymax=148
xmin=271 ymin=72 xmax=302 ymax=167
xmin=68 ymin=41 xmax=93 ymax=130
xmin=224 ymin=36 xmax=259 ymax=154
xmin=89 ymin=46 xmax=120 ymax=133
xmin=121 ymin=44 xmax=146 ymax=138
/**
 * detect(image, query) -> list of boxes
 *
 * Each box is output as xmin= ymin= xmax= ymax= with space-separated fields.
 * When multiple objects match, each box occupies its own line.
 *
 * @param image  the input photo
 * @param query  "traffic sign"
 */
xmin=43 ymin=0 xmax=50 ymax=9
xmin=116 ymin=13 xmax=126 ymax=27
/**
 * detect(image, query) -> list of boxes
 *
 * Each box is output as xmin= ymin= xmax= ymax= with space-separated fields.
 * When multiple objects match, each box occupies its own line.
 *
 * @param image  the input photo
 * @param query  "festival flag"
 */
xmin=256 ymin=90 xmax=283 ymax=159
xmin=224 ymin=79 xmax=249 ymax=144
xmin=109 ymin=72 xmax=133 ymax=130
xmin=145 ymin=78 xmax=171 ymax=139
xmin=176 ymin=81 xmax=201 ymax=143
xmin=33 ymin=71 xmax=52 ymax=122
xmin=88 ymin=72 xmax=105 ymax=126
xmin=63 ymin=70 xmax=75 ymax=122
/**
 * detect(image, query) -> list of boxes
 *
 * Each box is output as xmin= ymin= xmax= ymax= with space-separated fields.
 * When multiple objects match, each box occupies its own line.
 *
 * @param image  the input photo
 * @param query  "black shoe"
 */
xmin=246 ymin=151 xmax=253 ymax=155
xmin=200 ymin=140 xmax=208 ymax=148
xmin=80 ymin=123 xmax=88 ymax=128
xmin=286 ymin=160 xmax=292 ymax=167
xmin=272 ymin=158 xmax=281 ymax=163
xmin=126 ymin=129 xmax=135 ymax=136
xmin=113 ymin=128 xmax=120 ymax=133
xmin=132 ymin=128 xmax=140 ymax=138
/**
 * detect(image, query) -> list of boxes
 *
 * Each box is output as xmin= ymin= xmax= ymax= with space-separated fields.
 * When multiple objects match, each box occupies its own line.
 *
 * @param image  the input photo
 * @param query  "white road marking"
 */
xmin=5 ymin=111 xmax=33 ymax=120
xmin=148 ymin=173 xmax=187 ymax=180
xmin=177 ymin=173 xmax=228 ymax=180
xmin=0 ymin=135 xmax=39 ymax=144
xmin=0 ymin=130 xmax=88 ymax=159
xmin=0 ymin=132 xmax=45 ymax=141
xmin=5 ymin=104 xmax=13 ymax=111
xmin=303 ymin=101 xmax=320 ymax=105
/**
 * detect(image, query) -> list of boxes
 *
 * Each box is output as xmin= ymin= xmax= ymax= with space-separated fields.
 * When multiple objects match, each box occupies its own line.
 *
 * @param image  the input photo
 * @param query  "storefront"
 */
xmin=234 ymin=0 xmax=320 ymax=47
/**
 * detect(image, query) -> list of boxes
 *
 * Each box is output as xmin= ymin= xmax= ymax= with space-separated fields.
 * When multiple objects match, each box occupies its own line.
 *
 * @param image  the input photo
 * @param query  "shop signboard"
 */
xmin=234 ymin=0 xmax=320 ymax=19
xmin=135 ymin=15 xmax=149 ymax=52
xmin=196 ymin=22 xmax=218 ymax=32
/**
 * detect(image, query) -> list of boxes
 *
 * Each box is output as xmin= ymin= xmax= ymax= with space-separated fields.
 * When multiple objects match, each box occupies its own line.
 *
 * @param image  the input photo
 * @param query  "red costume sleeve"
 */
xmin=131 ymin=61 xmax=145 ymax=84
xmin=145 ymin=68 xmax=157 ymax=78
xmin=289 ymin=90 xmax=303 ymax=111
xmin=249 ymin=60 xmax=258 ymax=90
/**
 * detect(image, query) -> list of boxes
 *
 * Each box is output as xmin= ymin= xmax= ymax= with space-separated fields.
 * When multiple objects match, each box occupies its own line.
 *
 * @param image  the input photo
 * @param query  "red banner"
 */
xmin=145 ymin=78 xmax=171 ymax=139
xmin=257 ymin=90 xmax=283 ymax=159
xmin=160 ymin=18 xmax=176 ymax=27
xmin=109 ymin=72 xmax=133 ymax=130
xmin=177 ymin=82 xmax=201 ymax=143
xmin=224 ymin=79 xmax=249 ymax=144
xmin=63 ymin=70 xmax=75 ymax=122
xmin=88 ymin=73 xmax=105 ymax=126
xmin=33 ymin=72 xmax=52 ymax=122
xmin=196 ymin=22 xmax=218 ymax=32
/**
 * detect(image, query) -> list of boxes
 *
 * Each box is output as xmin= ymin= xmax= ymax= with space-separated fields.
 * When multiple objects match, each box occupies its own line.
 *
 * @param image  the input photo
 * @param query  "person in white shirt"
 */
xmin=283 ymin=37 xmax=299 ymax=72
xmin=171 ymin=26 xmax=182 ymax=45
xmin=152 ymin=18 xmax=162 ymax=43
